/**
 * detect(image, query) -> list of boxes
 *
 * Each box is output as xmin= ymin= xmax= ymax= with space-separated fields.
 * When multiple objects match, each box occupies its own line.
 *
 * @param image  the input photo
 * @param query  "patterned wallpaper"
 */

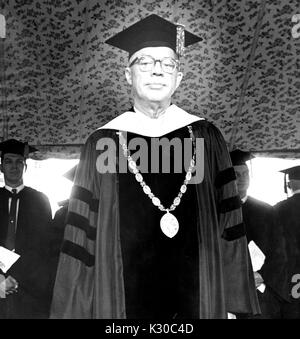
xmin=0 ymin=0 xmax=299 ymax=158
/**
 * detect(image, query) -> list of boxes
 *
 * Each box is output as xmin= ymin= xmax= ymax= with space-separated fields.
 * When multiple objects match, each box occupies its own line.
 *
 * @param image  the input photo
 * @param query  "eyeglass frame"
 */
xmin=129 ymin=55 xmax=180 ymax=74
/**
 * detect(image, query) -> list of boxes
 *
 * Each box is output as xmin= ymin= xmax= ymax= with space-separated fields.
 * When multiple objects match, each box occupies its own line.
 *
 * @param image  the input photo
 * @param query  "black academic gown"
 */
xmin=50 ymin=119 xmax=260 ymax=319
xmin=49 ymin=201 xmax=69 ymax=298
xmin=0 ymin=186 xmax=52 ymax=319
xmin=242 ymin=196 xmax=288 ymax=300
xmin=51 ymin=201 xmax=68 ymax=263
xmin=275 ymin=193 xmax=300 ymax=303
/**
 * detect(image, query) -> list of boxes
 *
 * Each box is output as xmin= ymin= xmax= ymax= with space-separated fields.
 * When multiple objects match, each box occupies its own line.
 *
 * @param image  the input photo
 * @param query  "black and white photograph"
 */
xmin=0 ymin=0 xmax=299 ymax=324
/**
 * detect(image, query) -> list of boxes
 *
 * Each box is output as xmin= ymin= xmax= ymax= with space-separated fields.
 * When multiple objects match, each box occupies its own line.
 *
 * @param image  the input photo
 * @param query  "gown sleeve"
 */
xmin=209 ymin=123 xmax=260 ymax=315
xmin=50 ymin=132 xmax=100 ymax=318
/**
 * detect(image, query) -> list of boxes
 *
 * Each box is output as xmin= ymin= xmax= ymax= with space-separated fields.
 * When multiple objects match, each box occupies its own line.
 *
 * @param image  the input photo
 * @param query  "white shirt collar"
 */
xmin=98 ymin=104 xmax=203 ymax=137
xmin=5 ymin=184 xmax=25 ymax=194
xmin=241 ymin=195 xmax=248 ymax=204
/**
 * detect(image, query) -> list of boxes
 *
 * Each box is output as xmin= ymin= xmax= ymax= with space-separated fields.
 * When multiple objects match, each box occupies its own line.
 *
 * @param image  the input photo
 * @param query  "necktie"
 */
xmin=5 ymin=189 xmax=18 ymax=251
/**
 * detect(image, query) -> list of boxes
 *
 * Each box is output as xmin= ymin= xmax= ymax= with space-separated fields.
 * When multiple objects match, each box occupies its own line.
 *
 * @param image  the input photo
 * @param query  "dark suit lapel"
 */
xmin=0 ymin=188 xmax=9 ymax=243
xmin=14 ymin=187 xmax=28 ymax=250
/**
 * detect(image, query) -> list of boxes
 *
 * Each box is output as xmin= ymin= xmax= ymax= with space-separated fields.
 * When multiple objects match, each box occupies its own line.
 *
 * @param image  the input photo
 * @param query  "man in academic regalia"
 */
xmin=230 ymin=149 xmax=289 ymax=319
xmin=51 ymin=14 xmax=259 ymax=319
xmin=0 ymin=139 xmax=53 ymax=318
xmin=274 ymin=165 xmax=300 ymax=318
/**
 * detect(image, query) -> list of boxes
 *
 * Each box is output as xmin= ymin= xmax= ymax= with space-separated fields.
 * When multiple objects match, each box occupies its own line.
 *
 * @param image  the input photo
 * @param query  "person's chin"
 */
xmin=7 ymin=176 xmax=22 ymax=184
xmin=144 ymin=91 xmax=169 ymax=101
xmin=238 ymin=190 xmax=247 ymax=198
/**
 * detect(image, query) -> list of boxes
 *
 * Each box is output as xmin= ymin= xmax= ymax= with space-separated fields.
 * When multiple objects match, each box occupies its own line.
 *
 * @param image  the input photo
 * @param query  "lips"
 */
xmin=147 ymin=83 xmax=165 ymax=89
xmin=10 ymin=171 xmax=21 ymax=176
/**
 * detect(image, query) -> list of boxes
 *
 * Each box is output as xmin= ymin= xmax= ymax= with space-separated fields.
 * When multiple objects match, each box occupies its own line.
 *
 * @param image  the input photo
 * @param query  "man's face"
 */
xmin=288 ymin=179 xmax=300 ymax=193
xmin=234 ymin=164 xmax=250 ymax=199
xmin=0 ymin=153 xmax=26 ymax=187
xmin=125 ymin=46 xmax=183 ymax=105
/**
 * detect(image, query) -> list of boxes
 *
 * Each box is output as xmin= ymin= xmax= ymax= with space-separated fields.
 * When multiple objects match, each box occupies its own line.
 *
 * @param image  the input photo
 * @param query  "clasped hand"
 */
xmin=0 ymin=275 xmax=19 ymax=296
xmin=254 ymin=271 xmax=264 ymax=288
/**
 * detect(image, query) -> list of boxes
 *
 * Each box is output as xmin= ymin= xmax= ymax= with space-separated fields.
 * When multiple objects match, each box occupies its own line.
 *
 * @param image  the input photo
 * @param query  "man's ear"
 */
xmin=175 ymin=71 xmax=183 ymax=90
xmin=125 ymin=67 xmax=132 ymax=85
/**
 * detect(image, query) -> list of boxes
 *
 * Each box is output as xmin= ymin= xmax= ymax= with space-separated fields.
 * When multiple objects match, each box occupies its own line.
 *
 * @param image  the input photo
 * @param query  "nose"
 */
xmin=152 ymin=60 xmax=163 ymax=75
xmin=10 ymin=161 xmax=22 ymax=171
xmin=11 ymin=162 xmax=18 ymax=170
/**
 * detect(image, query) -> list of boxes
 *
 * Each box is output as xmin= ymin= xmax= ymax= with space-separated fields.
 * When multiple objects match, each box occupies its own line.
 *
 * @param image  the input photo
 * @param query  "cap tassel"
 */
xmin=176 ymin=24 xmax=185 ymax=57
xmin=24 ymin=143 xmax=29 ymax=158
xmin=284 ymin=174 xmax=287 ymax=195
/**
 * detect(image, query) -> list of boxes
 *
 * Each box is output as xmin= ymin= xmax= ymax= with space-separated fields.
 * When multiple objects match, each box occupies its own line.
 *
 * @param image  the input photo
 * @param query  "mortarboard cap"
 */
xmin=63 ymin=165 xmax=77 ymax=182
xmin=230 ymin=149 xmax=255 ymax=166
xmin=105 ymin=14 xmax=202 ymax=58
xmin=280 ymin=165 xmax=300 ymax=194
xmin=280 ymin=166 xmax=300 ymax=180
xmin=0 ymin=139 xmax=38 ymax=159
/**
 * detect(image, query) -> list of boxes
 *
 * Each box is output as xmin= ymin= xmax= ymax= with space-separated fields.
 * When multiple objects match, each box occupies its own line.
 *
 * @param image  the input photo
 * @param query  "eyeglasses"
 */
xmin=129 ymin=55 xmax=179 ymax=74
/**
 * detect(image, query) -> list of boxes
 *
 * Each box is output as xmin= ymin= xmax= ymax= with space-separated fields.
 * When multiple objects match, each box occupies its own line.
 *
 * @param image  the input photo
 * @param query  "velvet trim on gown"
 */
xmin=119 ymin=126 xmax=199 ymax=319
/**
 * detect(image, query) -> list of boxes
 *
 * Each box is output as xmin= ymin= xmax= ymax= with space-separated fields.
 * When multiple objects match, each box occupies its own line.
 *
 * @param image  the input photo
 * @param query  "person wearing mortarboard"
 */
xmin=273 ymin=165 xmax=300 ymax=318
xmin=53 ymin=164 xmax=78 ymax=231
xmin=230 ymin=149 xmax=289 ymax=319
xmin=0 ymin=139 xmax=53 ymax=318
xmin=51 ymin=14 xmax=259 ymax=319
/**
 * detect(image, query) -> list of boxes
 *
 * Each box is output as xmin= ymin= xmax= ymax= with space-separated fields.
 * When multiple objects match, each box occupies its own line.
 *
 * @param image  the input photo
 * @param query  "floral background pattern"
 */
xmin=0 ymin=0 xmax=299 ymax=158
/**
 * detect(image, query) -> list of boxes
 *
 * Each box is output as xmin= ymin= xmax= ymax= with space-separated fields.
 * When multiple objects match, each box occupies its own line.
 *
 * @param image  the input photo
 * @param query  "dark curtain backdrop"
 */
xmin=0 ymin=0 xmax=299 ymax=159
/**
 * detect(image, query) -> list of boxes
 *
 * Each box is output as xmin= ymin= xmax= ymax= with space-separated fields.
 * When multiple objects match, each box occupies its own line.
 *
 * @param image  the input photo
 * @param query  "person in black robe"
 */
xmin=0 ymin=139 xmax=53 ymax=318
xmin=51 ymin=14 xmax=260 ymax=319
xmin=274 ymin=165 xmax=300 ymax=318
xmin=230 ymin=149 xmax=289 ymax=319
